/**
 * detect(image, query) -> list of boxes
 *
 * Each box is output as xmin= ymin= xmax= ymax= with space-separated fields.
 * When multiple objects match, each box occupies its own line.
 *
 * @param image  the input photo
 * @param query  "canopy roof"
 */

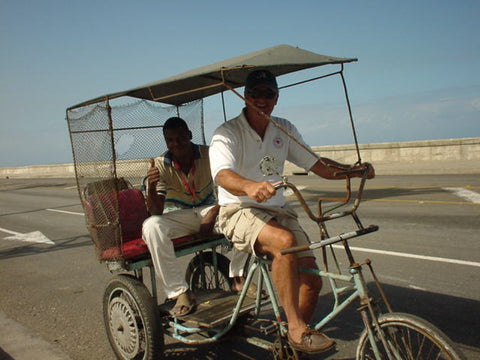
xmin=68 ymin=44 xmax=356 ymax=110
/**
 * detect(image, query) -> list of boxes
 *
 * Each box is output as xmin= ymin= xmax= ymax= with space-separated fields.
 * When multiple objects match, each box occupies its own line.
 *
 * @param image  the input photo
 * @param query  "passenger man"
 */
xmin=209 ymin=70 xmax=374 ymax=353
xmin=142 ymin=117 xmax=249 ymax=317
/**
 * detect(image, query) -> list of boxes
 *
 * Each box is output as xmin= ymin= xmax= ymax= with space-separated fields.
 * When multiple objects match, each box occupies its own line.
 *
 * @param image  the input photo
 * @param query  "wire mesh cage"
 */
xmin=66 ymin=98 xmax=205 ymax=261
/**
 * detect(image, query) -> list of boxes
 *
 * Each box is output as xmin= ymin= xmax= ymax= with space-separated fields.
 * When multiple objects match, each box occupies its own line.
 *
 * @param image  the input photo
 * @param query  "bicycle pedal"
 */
xmin=246 ymin=319 xmax=279 ymax=335
xmin=260 ymin=323 xmax=278 ymax=335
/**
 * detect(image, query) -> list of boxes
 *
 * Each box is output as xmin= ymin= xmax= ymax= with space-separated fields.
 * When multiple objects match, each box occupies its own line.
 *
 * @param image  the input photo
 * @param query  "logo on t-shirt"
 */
xmin=273 ymin=137 xmax=283 ymax=148
xmin=260 ymin=156 xmax=279 ymax=176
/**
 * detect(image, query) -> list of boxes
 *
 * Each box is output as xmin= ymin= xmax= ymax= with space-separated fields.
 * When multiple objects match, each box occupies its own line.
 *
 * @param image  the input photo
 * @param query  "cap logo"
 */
xmin=245 ymin=69 xmax=278 ymax=92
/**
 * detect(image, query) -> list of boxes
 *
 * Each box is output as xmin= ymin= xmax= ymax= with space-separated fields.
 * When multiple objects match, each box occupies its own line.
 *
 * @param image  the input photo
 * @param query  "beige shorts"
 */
xmin=218 ymin=203 xmax=315 ymax=259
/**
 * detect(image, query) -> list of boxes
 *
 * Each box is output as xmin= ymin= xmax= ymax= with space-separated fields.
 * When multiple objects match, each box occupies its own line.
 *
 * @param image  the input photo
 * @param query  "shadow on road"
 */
xmin=0 ymin=235 xmax=91 ymax=260
xmin=157 ymin=282 xmax=479 ymax=359
xmin=0 ymin=203 xmax=82 ymax=217
xmin=0 ymin=179 xmax=75 ymax=191
xmin=381 ymin=283 xmax=479 ymax=348
xmin=313 ymin=282 xmax=479 ymax=358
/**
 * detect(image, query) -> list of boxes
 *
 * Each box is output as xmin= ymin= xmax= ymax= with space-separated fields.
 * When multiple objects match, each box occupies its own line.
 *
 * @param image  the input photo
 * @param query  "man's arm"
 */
xmin=215 ymin=169 xmax=276 ymax=203
xmin=146 ymin=158 xmax=165 ymax=215
xmin=215 ymin=159 xmax=373 ymax=203
xmin=310 ymin=158 xmax=375 ymax=180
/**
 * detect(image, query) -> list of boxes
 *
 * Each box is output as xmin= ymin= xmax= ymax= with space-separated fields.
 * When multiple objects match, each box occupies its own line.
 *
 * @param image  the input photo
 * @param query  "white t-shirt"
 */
xmin=209 ymin=109 xmax=319 ymax=207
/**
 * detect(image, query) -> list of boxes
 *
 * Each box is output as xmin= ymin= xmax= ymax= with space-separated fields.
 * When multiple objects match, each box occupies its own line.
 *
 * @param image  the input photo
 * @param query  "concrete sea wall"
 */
xmin=287 ymin=137 xmax=480 ymax=175
xmin=1 ymin=137 xmax=479 ymax=179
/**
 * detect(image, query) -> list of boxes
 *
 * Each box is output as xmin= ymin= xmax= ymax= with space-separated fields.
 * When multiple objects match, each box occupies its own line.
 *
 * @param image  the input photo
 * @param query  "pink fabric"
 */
xmin=84 ymin=188 xmax=149 ymax=260
xmin=102 ymin=238 xmax=149 ymax=260
xmin=117 ymin=189 xmax=149 ymax=242
xmin=86 ymin=188 xmax=205 ymax=260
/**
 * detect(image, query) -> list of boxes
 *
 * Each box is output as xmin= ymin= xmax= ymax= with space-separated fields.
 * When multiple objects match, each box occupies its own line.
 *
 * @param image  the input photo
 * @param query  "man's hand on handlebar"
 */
xmin=245 ymin=181 xmax=276 ymax=203
xmin=346 ymin=162 xmax=375 ymax=179
xmin=310 ymin=158 xmax=375 ymax=180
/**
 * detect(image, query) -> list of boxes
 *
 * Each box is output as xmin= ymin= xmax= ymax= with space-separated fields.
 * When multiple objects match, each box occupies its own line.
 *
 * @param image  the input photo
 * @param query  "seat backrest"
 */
xmin=83 ymin=178 xmax=149 ymax=254
xmin=117 ymin=188 xmax=149 ymax=242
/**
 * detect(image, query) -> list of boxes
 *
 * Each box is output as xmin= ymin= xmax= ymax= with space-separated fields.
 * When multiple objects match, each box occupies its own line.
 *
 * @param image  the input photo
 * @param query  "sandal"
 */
xmin=232 ymin=282 xmax=264 ymax=299
xmin=170 ymin=290 xmax=196 ymax=317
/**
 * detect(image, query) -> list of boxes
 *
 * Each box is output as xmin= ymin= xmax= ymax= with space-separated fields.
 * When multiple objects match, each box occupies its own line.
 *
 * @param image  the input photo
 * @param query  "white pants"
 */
xmin=142 ymin=205 xmax=249 ymax=299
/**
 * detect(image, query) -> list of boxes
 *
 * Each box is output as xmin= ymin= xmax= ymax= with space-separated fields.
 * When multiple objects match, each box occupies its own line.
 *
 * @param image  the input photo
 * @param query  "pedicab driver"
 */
xmin=142 ymin=117 xmax=249 ymax=317
xmin=209 ymin=70 xmax=375 ymax=354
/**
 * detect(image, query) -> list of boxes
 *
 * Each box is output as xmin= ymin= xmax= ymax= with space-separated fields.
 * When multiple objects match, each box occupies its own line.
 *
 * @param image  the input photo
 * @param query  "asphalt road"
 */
xmin=0 ymin=174 xmax=479 ymax=360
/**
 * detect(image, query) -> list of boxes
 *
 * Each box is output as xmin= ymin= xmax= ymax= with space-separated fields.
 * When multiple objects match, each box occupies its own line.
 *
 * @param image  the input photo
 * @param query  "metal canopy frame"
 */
xmin=67 ymin=44 xmax=356 ymax=109
xmin=67 ymin=44 xmax=361 ymax=162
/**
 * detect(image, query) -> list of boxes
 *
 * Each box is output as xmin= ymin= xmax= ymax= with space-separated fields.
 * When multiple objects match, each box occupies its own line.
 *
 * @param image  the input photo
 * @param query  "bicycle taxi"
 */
xmin=66 ymin=45 xmax=465 ymax=360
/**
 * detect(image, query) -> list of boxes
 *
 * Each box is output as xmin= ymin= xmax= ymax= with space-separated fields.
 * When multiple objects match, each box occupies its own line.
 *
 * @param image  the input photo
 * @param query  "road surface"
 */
xmin=0 ymin=174 xmax=479 ymax=359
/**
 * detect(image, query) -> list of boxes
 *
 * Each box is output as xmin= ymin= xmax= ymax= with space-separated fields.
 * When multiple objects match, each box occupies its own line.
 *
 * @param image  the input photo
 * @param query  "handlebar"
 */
xmin=280 ymin=225 xmax=379 ymax=255
xmin=276 ymin=164 xmax=377 ymax=257
xmin=334 ymin=168 xmax=364 ymax=177
xmin=275 ymin=163 xmax=371 ymax=223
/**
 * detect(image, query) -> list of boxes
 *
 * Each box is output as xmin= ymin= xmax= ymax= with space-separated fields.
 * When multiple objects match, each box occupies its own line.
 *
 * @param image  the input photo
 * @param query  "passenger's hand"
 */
xmin=199 ymin=205 xmax=220 ymax=236
xmin=245 ymin=181 xmax=276 ymax=203
xmin=147 ymin=158 xmax=160 ymax=188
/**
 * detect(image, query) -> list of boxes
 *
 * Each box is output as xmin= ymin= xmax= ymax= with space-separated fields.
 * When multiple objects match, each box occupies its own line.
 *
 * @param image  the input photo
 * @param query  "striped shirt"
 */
xmin=154 ymin=144 xmax=215 ymax=212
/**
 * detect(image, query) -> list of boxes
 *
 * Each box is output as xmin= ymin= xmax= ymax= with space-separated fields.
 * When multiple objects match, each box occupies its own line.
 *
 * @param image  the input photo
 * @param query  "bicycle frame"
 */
xmin=165 ymin=167 xmax=383 ymax=349
xmin=104 ymin=166 xmax=463 ymax=360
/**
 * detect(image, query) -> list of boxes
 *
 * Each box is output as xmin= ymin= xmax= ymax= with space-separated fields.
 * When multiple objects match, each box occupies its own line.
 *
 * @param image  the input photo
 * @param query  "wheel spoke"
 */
xmin=109 ymin=295 xmax=141 ymax=356
xmin=356 ymin=313 xmax=465 ymax=360
xmin=104 ymin=276 xmax=164 ymax=360
xmin=187 ymin=253 xmax=232 ymax=292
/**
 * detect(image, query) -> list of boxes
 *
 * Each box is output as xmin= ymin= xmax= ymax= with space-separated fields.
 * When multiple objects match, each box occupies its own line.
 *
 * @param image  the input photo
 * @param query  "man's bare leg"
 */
xmin=253 ymin=220 xmax=335 ymax=353
xmin=254 ymin=220 xmax=307 ymax=343
xmin=297 ymin=257 xmax=322 ymax=323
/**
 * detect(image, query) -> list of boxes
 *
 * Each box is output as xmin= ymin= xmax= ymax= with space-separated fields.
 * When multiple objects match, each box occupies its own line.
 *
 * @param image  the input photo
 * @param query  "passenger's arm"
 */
xmin=146 ymin=158 xmax=165 ymax=215
xmin=199 ymin=204 xmax=220 ymax=236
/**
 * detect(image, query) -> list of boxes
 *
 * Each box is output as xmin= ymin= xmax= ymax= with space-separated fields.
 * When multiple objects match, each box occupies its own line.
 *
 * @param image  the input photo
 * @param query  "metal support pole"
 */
xmin=339 ymin=65 xmax=362 ymax=164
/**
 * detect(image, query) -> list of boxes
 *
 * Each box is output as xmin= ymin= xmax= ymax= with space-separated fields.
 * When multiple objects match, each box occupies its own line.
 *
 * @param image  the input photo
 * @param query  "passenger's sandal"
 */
xmin=170 ymin=290 xmax=196 ymax=317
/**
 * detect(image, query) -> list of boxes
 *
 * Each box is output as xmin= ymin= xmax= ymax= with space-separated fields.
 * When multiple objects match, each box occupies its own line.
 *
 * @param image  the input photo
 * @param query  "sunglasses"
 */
xmin=246 ymin=88 xmax=277 ymax=99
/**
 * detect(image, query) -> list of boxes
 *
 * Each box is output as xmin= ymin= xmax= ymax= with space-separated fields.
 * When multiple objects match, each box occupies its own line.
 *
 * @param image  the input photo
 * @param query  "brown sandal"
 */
xmin=287 ymin=328 xmax=336 ymax=354
xmin=170 ymin=290 xmax=196 ymax=317
xmin=232 ymin=282 xmax=259 ymax=299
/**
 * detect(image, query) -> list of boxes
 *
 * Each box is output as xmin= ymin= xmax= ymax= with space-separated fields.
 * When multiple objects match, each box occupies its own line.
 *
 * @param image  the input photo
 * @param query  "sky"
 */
xmin=0 ymin=0 xmax=479 ymax=167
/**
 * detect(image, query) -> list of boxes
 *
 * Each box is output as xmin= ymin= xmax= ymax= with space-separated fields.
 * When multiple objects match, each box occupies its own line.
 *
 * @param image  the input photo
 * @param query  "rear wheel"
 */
xmin=103 ymin=274 xmax=164 ymax=360
xmin=356 ymin=312 xmax=465 ymax=360
xmin=186 ymin=251 xmax=232 ymax=292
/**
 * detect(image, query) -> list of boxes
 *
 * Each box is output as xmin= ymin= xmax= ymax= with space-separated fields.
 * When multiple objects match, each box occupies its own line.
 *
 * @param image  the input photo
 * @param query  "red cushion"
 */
xmin=172 ymin=234 xmax=196 ymax=247
xmin=117 ymin=189 xmax=149 ymax=242
xmin=85 ymin=188 xmax=150 ymax=260
xmin=101 ymin=235 xmax=206 ymax=261
xmin=84 ymin=188 xmax=149 ymax=242
xmin=101 ymin=238 xmax=149 ymax=260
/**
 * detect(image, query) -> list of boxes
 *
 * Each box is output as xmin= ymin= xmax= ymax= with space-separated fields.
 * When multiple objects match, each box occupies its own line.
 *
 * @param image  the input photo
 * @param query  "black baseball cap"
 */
xmin=245 ymin=69 xmax=278 ymax=92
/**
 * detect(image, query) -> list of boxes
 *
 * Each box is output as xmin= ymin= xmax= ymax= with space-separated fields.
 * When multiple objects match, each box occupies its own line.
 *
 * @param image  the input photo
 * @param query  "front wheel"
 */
xmin=356 ymin=312 xmax=466 ymax=360
xmin=103 ymin=274 xmax=164 ymax=360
